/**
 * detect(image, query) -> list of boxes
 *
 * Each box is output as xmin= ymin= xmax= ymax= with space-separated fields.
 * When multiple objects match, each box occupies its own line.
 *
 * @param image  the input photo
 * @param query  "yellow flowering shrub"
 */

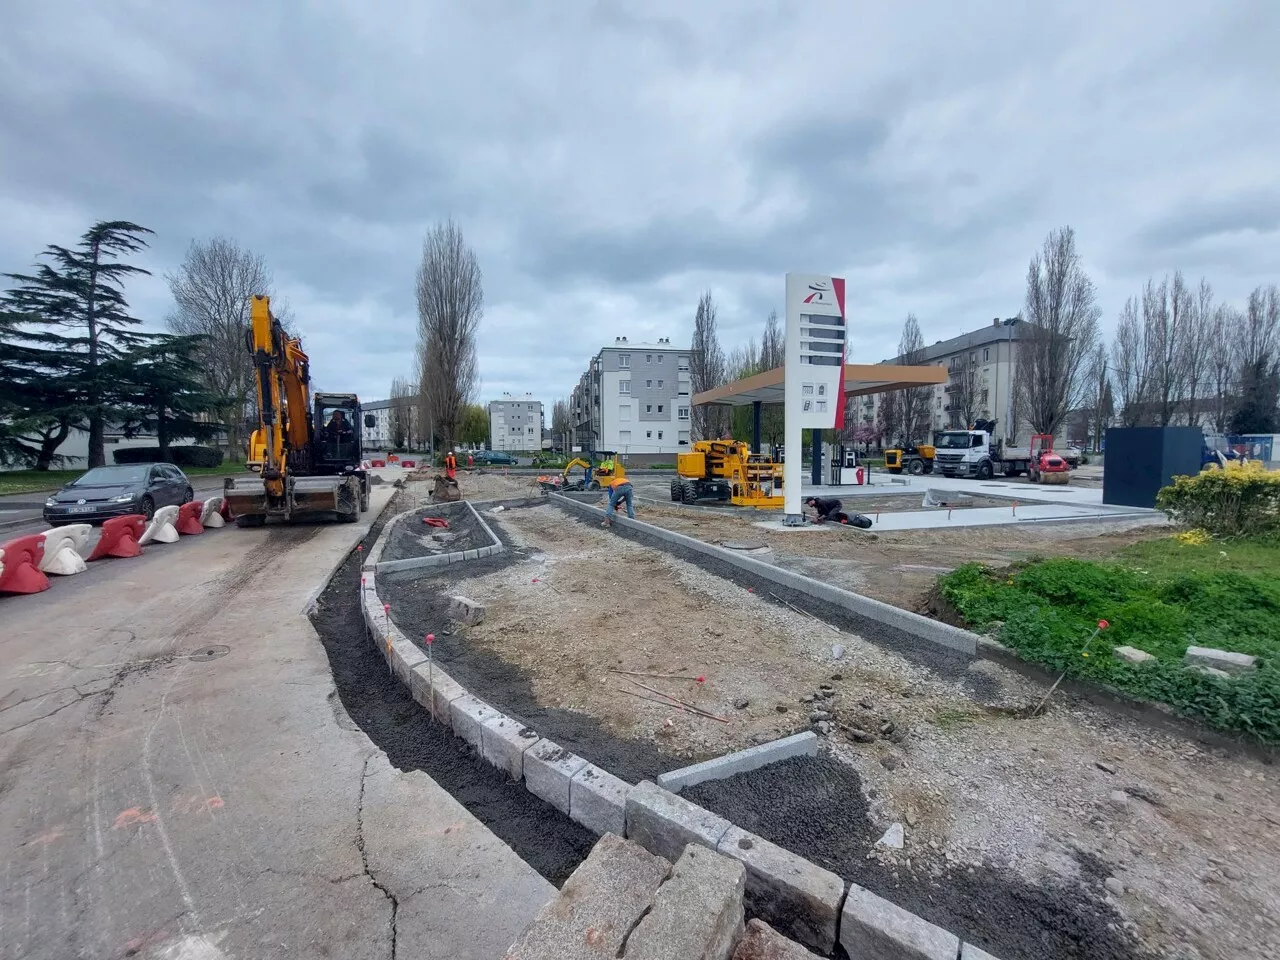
xmin=1157 ymin=461 xmax=1280 ymax=537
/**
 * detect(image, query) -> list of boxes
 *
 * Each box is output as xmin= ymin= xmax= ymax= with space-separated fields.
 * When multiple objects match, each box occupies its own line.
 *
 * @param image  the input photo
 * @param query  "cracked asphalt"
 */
xmin=0 ymin=486 xmax=553 ymax=960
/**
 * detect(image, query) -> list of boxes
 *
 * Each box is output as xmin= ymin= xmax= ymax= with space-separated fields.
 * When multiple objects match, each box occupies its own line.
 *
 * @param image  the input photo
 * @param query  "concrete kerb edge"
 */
xmin=352 ymin=496 xmax=1008 ymax=960
xmin=656 ymin=731 xmax=818 ymax=793
xmin=548 ymin=493 xmax=979 ymax=657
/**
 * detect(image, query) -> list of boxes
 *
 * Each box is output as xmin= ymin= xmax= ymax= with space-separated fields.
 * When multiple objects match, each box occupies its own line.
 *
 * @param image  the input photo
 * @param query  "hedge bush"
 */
xmin=1157 ymin=460 xmax=1280 ymax=537
xmin=113 ymin=445 xmax=225 ymax=467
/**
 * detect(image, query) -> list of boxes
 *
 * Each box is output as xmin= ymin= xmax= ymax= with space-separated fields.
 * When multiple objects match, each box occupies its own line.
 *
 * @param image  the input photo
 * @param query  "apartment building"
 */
xmin=858 ymin=317 xmax=1026 ymax=439
xmin=569 ymin=337 xmax=692 ymax=464
xmin=487 ymin=393 xmax=544 ymax=452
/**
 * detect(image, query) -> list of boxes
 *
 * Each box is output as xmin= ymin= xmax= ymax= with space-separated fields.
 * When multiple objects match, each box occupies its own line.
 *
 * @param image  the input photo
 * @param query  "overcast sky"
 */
xmin=2 ymin=1 xmax=1276 ymax=406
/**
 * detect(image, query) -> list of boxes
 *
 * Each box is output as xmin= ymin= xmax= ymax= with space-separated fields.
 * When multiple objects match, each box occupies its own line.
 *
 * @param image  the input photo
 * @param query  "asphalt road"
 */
xmin=0 ymin=486 xmax=553 ymax=960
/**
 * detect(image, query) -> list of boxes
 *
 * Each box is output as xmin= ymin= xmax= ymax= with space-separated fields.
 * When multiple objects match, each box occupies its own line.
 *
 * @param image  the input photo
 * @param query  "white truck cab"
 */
xmin=933 ymin=430 xmax=997 ymax=479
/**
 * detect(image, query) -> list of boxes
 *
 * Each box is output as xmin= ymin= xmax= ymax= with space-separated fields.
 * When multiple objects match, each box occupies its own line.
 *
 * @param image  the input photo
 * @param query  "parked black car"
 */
xmin=476 ymin=450 xmax=517 ymax=466
xmin=43 ymin=463 xmax=195 ymax=525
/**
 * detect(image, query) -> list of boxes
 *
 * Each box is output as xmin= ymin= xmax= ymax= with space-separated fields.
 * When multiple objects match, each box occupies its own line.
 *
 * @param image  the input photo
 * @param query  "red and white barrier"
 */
xmin=139 ymin=505 xmax=180 ymax=546
xmin=371 ymin=459 xmax=387 ymax=468
xmin=401 ymin=459 xmax=417 ymax=468
xmin=87 ymin=515 xmax=146 ymax=561
xmin=0 ymin=534 xmax=50 ymax=595
xmin=200 ymin=497 xmax=226 ymax=528
xmin=39 ymin=524 xmax=91 ymax=576
xmin=176 ymin=501 xmax=205 ymax=536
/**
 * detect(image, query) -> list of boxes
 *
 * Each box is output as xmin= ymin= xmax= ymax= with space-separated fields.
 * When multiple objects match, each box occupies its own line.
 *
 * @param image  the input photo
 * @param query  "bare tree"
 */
xmin=389 ymin=377 xmax=418 ymax=450
xmin=1111 ymin=296 xmax=1147 ymax=426
xmin=760 ymin=309 xmax=784 ymax=369
xmin=897 ymin=314 xmax=933 ymax=444
xmin=167 ymin=237 xmax=285 ymax=461
xmin=1015 ymin=226 xmax=1101 ymax=436
xmin=415 ymin=220 xmax=482 ymax=450
xmin=689 ymin=290 xmax=728 ymax=439
xmin=1208 ymin=305 xmax=1239 ymax=433
xmin=1086 ymin=343 xmax=1113 ymax=449
xmin=1181 ymin=278 xmax=1215 ymax=428
xmin=1230 ymin=285 xmax=1280 ymax=433
xmin=551 ymin=398 xmax=571 ymax=452
xmin=1141 ymin=273 xmax=1191 ymax=426
xmin=949 ymin=352 xmax=981 ymax=428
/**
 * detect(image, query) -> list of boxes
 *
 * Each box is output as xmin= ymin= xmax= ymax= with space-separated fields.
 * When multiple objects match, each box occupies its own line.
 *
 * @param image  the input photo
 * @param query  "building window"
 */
xmin=657 ymin=404 xmax=664 ymax=414
xmin=619 ymin=430 xmax=631 ymax=443
xmin=646 ymin=430 xmax=652 ymax=439
xmin=620 ymin=405 xmax=631 ymax=421
xmin=981 ymin=389 xmax=989 ymax=404
xmin=657 ymin=354 xmax=663 ymax=363
xmin=619 ymin=380 xmax=630 ymax=394
xmin=646 ymin=379 xmax=653 ymax=388
xmin=937 ymin=398 xmax=942 ymax=409
xmin=645 ymin=404 xmax=653 ymax=413
xmin=678 ymin=356 xmax=689 ymax=370
xmin=983 ymin=347 xmax=990 ymax=362
xmin=678 ymin=406 xmax=689 ymax=420
xmin=657 ymin=430 xmax=663 ymax=440
xmin=619 ymin=354 xmax=630 ymax=368
xmin=645 ymin=354 xmax=652 ymax=363
xmin=679 ymin=388 xmax=689 ymax=396
xmin=656 ymin=379 xmax=664 ymax=389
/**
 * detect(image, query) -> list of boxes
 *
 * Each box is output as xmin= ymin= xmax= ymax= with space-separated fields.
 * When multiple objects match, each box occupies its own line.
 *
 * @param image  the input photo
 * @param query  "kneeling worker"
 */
xmin=805 ymin=495 xmax=846 ymax=524
xmin=603 ymin=474 xmax=635 ymax=527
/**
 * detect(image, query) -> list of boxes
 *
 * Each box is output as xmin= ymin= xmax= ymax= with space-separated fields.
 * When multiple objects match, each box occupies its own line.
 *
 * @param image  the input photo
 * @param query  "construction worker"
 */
xmin=805 ymin=495 xmax=847 ymax=524
xmin=445 ymin=450 xmax=457 ymax=480
xmin=602 ymin=474 xmax=635 ymax=527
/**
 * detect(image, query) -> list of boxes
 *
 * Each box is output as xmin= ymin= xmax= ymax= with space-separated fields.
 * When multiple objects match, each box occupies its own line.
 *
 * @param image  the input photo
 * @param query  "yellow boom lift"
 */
xmin=223 ymin=295 xmax=371 ymax=526
xmin=672 ymin=440 xmax=783 ymax=507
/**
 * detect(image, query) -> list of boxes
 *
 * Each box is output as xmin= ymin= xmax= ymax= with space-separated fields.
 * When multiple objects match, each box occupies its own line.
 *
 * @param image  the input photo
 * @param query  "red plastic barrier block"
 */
xmin=86 ymin=514 xmax=146 ymax=561
xmin=177 ymin=501 xmax=205 ymax=536
xmin=0 ymin=534 xmax=50 ymax=594
xmin=219 ymin=497 xmax=234 ymax=520
xmin=371 ymin=459 xmax=387 ymax=468
xmin=401 ymin=459 xmax=416 ymax=468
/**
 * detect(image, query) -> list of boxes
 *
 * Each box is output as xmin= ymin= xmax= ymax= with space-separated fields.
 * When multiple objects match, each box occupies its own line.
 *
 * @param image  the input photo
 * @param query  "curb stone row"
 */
xmin=358 ymin=501 xmax=1004 ymax=959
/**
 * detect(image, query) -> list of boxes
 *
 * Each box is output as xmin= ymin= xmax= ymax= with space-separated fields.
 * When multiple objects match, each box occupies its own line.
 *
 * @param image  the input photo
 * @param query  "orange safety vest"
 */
xmin=609 ymin=475 xmax=630 ymax=489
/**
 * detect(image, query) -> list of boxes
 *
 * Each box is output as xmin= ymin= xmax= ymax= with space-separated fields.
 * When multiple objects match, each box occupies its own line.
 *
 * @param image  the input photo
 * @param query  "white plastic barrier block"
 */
xmin=39 ymin=524 xmax=91 ymax=575
xmin=139 ymin=505 xmax=180 ymax=545
xmin=199 ymin=497 xmax=226 ymax=528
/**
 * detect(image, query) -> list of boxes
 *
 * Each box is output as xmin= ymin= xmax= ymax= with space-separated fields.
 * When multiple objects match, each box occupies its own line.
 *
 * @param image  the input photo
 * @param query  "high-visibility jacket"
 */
xmin=609 ymin=475 xmax=630 ymax=489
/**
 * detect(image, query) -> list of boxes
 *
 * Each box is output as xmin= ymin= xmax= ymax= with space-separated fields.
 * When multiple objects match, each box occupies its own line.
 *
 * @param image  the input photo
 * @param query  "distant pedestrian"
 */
xmin=603 ymin=475 xmax=635 ymax=527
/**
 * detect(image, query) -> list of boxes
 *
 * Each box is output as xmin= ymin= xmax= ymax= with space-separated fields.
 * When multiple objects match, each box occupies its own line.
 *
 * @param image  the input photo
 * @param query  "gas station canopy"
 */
xmin=692 ymin=363 xmax=946 ymax=407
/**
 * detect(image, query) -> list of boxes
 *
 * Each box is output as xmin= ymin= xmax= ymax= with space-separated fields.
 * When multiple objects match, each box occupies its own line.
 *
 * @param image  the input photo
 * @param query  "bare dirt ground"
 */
xmin=631 ymin=500 xmax=1174 ymax=611
xmin=404 ymin=501 xmax=1278 ymax=960
xmin=400 ymin=468 xmax=546 ymax=504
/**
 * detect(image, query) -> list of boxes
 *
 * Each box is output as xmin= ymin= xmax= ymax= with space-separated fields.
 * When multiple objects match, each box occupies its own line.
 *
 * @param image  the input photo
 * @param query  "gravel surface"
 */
xmin=381 ymin=501 xmax=491 ymax=562
xmin=374 ymin=499 xmax=1279 ymax=960
xmin=686 ymin=754 xmax=1145 ymax=960
xmin=308 ymin=507 xmax=596 ymax=885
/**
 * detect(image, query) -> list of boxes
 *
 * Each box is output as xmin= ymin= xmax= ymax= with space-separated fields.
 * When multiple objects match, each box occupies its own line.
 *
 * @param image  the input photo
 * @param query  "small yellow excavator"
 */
xmin=539 ymin=452 xmax=626 ymax=492
xmin=223 ymin=295 xmax=371 ymax=526
xmin=672 ymin=440 xmax=783 ymax=507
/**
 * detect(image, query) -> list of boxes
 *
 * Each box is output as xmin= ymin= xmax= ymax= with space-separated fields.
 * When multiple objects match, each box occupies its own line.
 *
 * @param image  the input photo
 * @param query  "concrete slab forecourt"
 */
xmin=363 ymin=499 xmax=1008 ymax=958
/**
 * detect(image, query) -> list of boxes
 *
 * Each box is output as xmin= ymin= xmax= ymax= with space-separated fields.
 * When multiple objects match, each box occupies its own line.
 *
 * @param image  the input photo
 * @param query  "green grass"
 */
xmin=0 ymin=465 xmax=238 ymax=496
xmin=938 ymin=536 xmax=1280 ymax=743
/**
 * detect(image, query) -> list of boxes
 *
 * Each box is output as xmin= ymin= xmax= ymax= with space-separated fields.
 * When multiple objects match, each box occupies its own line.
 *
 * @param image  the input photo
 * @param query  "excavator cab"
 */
xmin=312 ymin=394 xmax=363 ymax=472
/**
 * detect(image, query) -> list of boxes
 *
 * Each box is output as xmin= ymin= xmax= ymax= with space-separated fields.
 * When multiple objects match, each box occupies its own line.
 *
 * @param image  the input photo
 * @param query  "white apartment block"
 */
xmin=570 ymin=337 xmax=692 ymax=463
xmin=488 ymin=393 xmax=544 ymax=451
xmin=857 ymin=318 xmax=1029 ymax=440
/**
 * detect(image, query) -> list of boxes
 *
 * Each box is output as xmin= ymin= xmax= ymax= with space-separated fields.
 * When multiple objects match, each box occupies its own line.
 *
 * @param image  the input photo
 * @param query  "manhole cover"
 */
xmin=721 ymin=540 xmax=768 ymax=552
xmin=188 ymin=645 xmax=230 ymax=662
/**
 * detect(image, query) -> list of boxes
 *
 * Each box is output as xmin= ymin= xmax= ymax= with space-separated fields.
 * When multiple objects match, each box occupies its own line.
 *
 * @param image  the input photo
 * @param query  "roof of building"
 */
xmin=880 ymin=318 xmax=1025 ymax=364
xmin=362 ymin=399 xmax=392 ymax=411
xmin=598 ymin=338 xmax=685 ymax=351
xmin=693 ymin=363 xmax=946 ymax=406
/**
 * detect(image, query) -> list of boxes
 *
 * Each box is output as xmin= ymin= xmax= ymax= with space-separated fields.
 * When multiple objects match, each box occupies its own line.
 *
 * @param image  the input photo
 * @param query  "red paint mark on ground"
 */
xmin=206 ymin=795 xmax=224 ymax=810
xmin=27 ymin=826 xmax=64 ymax=846
xmin=112 ymin=807 xmax=158 ymax=830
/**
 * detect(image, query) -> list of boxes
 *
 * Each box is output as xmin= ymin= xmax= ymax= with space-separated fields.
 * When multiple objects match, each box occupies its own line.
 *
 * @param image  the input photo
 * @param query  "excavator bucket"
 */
xmin=224 ymin=474 xmax=357 ymax=522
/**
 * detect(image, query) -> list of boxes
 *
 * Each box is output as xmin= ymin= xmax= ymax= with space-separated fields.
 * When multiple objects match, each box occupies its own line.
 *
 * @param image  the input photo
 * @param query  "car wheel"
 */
xmin=141 ymin=495 xmax=155 ymax=521
xmin=182 ymin=486 xmax=194 ymax=504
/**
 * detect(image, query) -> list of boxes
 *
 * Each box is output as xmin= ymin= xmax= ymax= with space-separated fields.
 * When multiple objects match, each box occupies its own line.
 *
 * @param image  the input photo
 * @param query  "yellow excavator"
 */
xmin=540 ymin=452 xmax=626 ymax=492
xmin=672 ymin=440 xmax=783 ymax=507
xmin=223 ymin=295 xmax=371 ymax=526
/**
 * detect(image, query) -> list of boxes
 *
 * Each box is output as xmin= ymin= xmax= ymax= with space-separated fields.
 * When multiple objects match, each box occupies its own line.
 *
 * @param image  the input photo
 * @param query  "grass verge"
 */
xmin=0 ymin=465 xmax=240 ymax=496
xmin=938 ymin=535 xmax=1280 ymax=744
